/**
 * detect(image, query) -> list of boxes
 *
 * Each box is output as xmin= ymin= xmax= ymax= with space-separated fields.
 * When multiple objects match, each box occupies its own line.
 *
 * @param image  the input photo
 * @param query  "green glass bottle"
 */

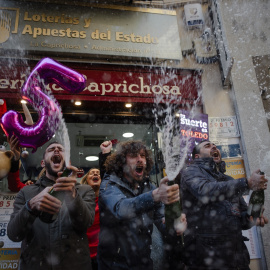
xmin=247 ymin=171 xmax=265 ymax=220
xmin=165 ymin=180 xmax=182 ymax=234
xmin=39 ymin=168 xmax=71 ymax=223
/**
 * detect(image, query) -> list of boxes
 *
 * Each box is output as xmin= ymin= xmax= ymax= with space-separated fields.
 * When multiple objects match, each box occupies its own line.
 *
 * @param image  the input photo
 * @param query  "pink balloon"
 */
xmin=0 ymin=58 xmax=86 ymax=152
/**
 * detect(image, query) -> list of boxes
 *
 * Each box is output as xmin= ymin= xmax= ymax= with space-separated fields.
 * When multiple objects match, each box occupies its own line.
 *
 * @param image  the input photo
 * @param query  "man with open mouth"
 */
xmin=97 ymin=140 xmax=186 ymax=270
xmin=7 ymin=141 xmax=95 ymax=270
xmin=180 ymin=140 xmax=268 ymax=270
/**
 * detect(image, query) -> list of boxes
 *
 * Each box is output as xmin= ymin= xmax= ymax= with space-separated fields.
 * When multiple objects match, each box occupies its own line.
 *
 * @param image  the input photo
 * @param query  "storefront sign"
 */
xmin=0 ymin=1 xmax=182 ymax=61
xmin=0 ymin=62 xmax=202 ymax=104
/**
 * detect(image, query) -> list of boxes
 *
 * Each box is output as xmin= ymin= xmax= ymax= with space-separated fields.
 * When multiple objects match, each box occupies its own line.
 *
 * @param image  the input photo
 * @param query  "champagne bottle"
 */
xmin=165 ymin=180 xmax=182 ymax=234
xmin=39 ymin=168 xmax=72 ymax=223
xmin=247 ymin=171 xmax=265 ymax=220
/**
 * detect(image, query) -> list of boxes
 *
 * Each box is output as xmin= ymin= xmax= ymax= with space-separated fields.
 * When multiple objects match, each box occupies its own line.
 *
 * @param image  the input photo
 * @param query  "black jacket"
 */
xmin=181 ymin=158 xmax=253 ymax=270
xmin=98 ymin=173 xmax=165 ymax=270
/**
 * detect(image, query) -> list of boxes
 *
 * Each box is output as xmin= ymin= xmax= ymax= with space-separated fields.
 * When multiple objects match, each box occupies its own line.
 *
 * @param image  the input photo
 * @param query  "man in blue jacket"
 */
xmin=181 ymin=140 xmax=268 ymax=270
xmin=98 ymin=140 xmax=186 ymax=270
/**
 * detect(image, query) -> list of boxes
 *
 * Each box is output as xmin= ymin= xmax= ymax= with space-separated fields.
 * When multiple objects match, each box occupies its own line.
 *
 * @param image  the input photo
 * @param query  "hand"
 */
xmin=28 ymin=187 xmax=62 ymax=215
xmin=25 ymin=180 xmax=34 ymax=186
xmin=174 ymin=213 xmax=187 ymax=236
xmin=152 ymin=177 xmax=180 ymax=204
xmin=53 ymin=166 xmax=78 ymax=199
xmin=7 ymin=135 xmax=21 ymax=161
xmin=248 ymin=169 xmax=268 ymax=191
xmin=249 ymin=207 xmax=269 ymax=227
xmin=100 ymin=140 xmax=112 ymax=154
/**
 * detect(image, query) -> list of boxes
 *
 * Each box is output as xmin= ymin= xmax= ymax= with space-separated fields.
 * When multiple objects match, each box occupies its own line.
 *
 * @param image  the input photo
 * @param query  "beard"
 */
xmin=44 ymin=161 xmax=65 ymax=177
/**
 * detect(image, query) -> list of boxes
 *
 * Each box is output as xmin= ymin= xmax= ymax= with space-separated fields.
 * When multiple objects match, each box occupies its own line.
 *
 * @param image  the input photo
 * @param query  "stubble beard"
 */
xmin=44 ymin=161 xmax=64 ymax=178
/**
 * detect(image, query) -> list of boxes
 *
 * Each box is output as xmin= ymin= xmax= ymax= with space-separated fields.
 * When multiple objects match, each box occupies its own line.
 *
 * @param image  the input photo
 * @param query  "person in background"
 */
xmin=80 ymin=140 xmax=113 ymax=270
xmin=5 ymin=102 xmax=35 ymax=191
xmin=181 ymin=140 xmax=268 ymax=270
xmin=7 ymin=141 xmax=95 ymax=270
xmin=6 ymin=135 xmax=34 ymax=192
xmin=99 ymin=140 xmax=112 ymax=179
xmin=80 ymin=168 xmax=101 ymax=270
xmin=98 ymin=140 xmax=186 ymax=270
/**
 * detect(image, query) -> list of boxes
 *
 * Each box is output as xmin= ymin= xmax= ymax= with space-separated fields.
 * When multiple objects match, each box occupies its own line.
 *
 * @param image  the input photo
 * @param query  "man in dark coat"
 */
xmin=181 ymin=140 xmax=268 ymax=270
xmin=97 ymin=140 xmax=186 ymax=270
xmin=7 ymin=142 xmax=96 ymax=270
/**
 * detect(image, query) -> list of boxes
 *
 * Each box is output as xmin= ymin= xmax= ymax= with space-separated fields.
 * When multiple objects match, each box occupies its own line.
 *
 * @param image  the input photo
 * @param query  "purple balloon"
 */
xmin=0 ymin=58 xmax=86 ymax=152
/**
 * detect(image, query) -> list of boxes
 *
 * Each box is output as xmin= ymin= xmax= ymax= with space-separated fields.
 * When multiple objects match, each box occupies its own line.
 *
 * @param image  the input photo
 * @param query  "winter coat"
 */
xmin=7 ymin=176 xmax=95 ymax=270
xmin=97 ymin=173 xmax=165 ymax=270
xmin=181 ymin=158 xmax=253 ymax=270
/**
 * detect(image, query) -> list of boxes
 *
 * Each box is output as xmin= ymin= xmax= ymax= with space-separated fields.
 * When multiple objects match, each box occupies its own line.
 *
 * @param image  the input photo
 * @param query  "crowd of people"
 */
xmin=3 ymin=135 xmax=269 ymax=270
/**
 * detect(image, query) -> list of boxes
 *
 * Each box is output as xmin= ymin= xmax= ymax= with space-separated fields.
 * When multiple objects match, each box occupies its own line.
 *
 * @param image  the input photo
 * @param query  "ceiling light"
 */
xmin=123 ymin=132 xmax=134 ymax=138
xmin=85 ymin=156 xmax=99 ymax=161
xmin=175 ymin=113 xmax=180 ymax=117
xmin=75 ymin=101 xmax=82 ymax=106
xmin=125 ymin=103 xmax=132 ymax=108
xmin=21 ymin=100 xmax=27 ymax=104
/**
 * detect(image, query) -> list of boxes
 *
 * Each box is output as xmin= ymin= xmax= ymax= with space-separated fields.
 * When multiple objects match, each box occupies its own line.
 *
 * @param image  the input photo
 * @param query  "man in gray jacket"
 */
xmin=7 ymin=142 xmax=95 ymax=270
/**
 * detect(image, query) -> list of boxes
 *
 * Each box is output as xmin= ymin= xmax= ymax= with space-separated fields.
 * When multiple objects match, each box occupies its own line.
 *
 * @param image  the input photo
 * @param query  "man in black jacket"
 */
xmin=181 ymin=140 xmax=268 ymax=270
xmin=7 ymin=142 xmax=95 ymax=270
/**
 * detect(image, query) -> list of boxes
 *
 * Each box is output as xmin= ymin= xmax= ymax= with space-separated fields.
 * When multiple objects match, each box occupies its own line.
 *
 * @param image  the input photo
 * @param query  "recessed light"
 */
xmin=123 ymin=132 xmax=134 ymax=138
xmin=85 ymin=156 xmax=99 ymax=161
xmin=21 ymin=100 xmax=27 ymax=104
xmin=125 ymin=103 xmax=132 ymax=108
xmin=75 ymin=101 xmax=82 ymax=106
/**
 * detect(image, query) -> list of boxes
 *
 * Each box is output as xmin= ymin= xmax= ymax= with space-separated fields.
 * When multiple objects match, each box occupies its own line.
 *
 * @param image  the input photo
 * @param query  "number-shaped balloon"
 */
xmin=0 ymin=58 xmax=86 ymax=152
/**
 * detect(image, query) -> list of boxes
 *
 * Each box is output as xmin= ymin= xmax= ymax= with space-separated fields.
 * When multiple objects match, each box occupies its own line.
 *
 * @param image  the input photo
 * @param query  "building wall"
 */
xmin=217 ymin=0 xmax=270 ymax=269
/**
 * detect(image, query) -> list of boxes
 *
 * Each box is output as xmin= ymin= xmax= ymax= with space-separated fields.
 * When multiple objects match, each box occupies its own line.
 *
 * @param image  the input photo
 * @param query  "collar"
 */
xmin=35 ymin=175 xmax=56 ymax=187
xmin=192 ymin=158 xmax=226 ymax=173
xmin=108 ymin=173 xmax=150 ymax=195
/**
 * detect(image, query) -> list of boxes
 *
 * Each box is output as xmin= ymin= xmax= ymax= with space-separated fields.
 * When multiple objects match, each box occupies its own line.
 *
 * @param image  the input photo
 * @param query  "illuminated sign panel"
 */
xmin=179 ymin=109 xmax=209 ymax=160
xmin=0 ymin=63 xmax=202 ymax=104
xmin=0 ymin=2 xmax=182 ymax=61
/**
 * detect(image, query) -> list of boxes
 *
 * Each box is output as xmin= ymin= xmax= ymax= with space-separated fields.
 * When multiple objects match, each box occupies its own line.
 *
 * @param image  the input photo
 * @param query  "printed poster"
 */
xmin=211 ymin=137 xmax=242 ymax=159
xmin=209 ymin=116 xmax=240 ymax=138
xmin=224 ymin=158 xmax=246 ymax=179
xmin=0 ymin=192 xmax=21 ymax=270
xmin=222 ymin=161 xmax=261 ymax=259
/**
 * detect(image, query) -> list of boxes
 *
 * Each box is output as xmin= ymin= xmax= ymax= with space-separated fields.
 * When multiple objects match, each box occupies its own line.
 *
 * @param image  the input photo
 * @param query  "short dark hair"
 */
xmin=104 ymin=140 xmax=153 ymax=178
xmin=191 ymin=140 xmax=210 ymax=160
xmin=43 ymin=141 xmax=62 ymax=158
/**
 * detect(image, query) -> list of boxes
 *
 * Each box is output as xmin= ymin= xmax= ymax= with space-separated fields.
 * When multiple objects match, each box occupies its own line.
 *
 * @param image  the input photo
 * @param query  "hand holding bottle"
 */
xmin=174 ymin=213 xmax=187 ymax=236
xmin=249 ymin=207 xmax=269 ymax=227
xmin=152 ymin=177 xmax=179 ymax=204
xmin=52 ymin=165 xmax=78 ymax=199
xmin=247 ymin=169 xmax=268 ymax=191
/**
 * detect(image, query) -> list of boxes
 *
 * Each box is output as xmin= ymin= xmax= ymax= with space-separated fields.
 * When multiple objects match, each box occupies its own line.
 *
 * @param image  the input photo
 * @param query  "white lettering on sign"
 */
xmin=0 ymin=74 xmax=184 ymax=97
xmin=180 ymin=114 xmax=208 ymax=132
